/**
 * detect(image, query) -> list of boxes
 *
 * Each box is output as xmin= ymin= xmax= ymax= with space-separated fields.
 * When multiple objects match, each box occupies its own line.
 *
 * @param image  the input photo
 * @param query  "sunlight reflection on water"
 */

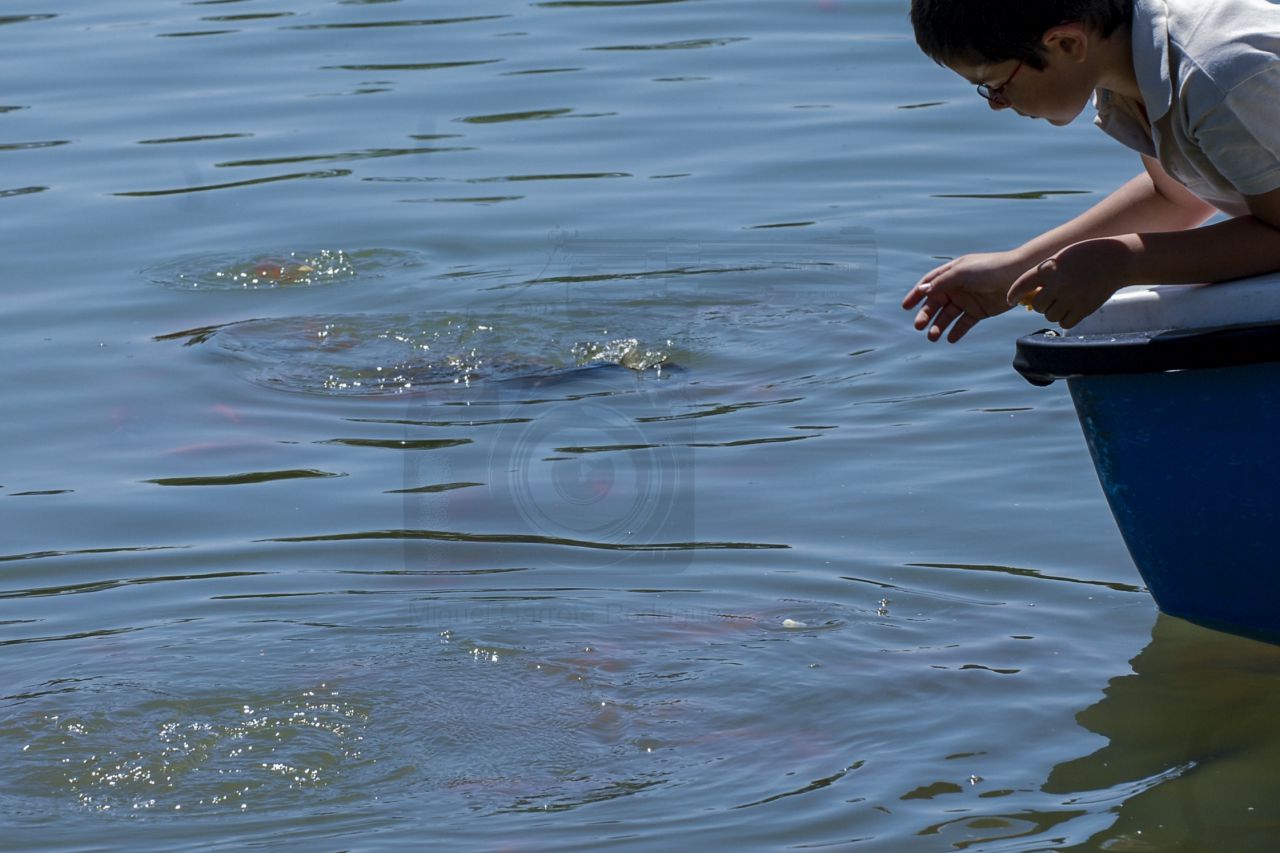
xmin=6 ymin=0 xmax=1274 ymax=849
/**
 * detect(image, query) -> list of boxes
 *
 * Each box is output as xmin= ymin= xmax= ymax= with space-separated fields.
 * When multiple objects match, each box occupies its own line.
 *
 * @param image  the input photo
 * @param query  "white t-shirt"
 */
xmin=1094 ymin=0 xmax=1280 ymax=216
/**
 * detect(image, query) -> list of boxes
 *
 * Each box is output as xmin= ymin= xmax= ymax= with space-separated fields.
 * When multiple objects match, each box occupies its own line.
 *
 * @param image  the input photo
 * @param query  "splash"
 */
xmin=143 ymin=248 xmax=427 ymax=291
xmin=159 ymin=315 xmax=680 ymax=396
xmin=6 ymin=682 xmax=371 ymax=814
xmin=571 ymin=337 xmax=672 ymax=372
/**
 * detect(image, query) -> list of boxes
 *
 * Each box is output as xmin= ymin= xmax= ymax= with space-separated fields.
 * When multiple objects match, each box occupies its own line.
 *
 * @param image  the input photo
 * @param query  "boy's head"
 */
xmin=910 ymin=0 xmax=1132 ymax=71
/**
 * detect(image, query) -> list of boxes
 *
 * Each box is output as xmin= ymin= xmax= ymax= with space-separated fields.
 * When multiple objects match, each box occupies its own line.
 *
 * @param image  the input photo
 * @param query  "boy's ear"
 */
xmin=1042 ymin=23 xmax=1092 ymax=62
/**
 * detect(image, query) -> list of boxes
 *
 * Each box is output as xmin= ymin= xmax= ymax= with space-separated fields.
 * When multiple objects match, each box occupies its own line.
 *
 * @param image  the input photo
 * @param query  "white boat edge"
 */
xmin=1068 ymin=270 xmax=1280 ymax=336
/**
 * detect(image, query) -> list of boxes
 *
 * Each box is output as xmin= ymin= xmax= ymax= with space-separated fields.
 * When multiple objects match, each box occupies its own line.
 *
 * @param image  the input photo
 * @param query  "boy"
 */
xmin=901 ymin=0 xmax=1280 ymax=342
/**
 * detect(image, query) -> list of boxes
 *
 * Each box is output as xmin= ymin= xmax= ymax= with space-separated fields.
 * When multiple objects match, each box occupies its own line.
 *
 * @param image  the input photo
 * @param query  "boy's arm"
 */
xmin=904 ymin=156 xmax=1215 ymax=341
xmin=1017 ymin=155 xmax=1218 ymax=260
xmin=1007 ymin=182 xmax=1280 ymax=329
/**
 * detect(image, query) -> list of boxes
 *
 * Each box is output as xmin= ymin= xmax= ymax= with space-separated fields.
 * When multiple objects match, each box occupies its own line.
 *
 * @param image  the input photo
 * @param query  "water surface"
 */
xmin=4 ymin=1 xmax=1279 ymax=849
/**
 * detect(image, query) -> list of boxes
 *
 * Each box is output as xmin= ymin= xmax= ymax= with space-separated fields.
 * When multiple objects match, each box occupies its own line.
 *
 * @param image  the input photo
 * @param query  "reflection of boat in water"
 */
xmin=1042 ymin=614 xmax=1280 ymax=848
xmin=1015 ymin=273 xmax=1280 ymax=645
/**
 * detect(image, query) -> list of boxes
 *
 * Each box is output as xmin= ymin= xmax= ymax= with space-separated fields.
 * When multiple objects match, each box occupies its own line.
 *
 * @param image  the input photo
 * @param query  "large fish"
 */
xmin=156 ymin=315 xmax=680 ymax=396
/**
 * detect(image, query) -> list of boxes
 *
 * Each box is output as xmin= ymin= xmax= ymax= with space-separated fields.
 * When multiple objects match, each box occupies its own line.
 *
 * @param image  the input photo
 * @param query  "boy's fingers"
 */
xmin=902 ymin=284 xmax=926 ymax=310
xmin=1043 ymin=297 xmax=1069 ymax=325
xmin=1008 ymin=258 xmax=1055 ymax=306
xmin=911 ymin=292 xmax=947 ymax=327
xmin=1015 ymin=285 xmax=1046 ymax=312
xmin=1006 ymin=274 xmax=1034 ymax=306
xmin=903 ymin=264 xmax=953 ymax=308
xmin=920 ymin=260 xmax=953 ymax=283
xmin=919 ymin=270 xmax=959 ymax=295
xmin=1030 ymin=287 xmax=1056 ymax=314
xmin=947 ymin=314 xmax=978 ymax=343
xmin=915 ymin=297 xmax=954 ymax=332
xmin=927 ymin=305 xmax=962 ymax=341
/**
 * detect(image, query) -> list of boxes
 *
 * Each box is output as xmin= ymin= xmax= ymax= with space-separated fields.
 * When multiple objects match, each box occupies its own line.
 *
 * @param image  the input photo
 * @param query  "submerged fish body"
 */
xmin=156 ymin=315 xmax=682 ymax=397
xmin=495 ymin=360 xmax=685 ymax=390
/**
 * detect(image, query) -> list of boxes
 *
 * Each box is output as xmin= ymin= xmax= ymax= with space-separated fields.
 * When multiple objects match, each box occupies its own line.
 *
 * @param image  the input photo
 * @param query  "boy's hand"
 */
xmin=902 ymin=251 xmax=1029 ymax=342
xmin=1006 ymin=239 xmax=1132 ymax=329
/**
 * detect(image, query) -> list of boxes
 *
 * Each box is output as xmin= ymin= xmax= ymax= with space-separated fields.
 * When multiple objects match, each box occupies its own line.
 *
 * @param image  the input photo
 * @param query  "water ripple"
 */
xmin=288 ymin=15 xmax=510 ymax=31
xmin=216 ymin=146 xmax=473 ymax=167
xmin=733 ymin=760 xmax=866 ymax=809
xmin=457 ymin=108 xmax=574 ymax=124
xmin=0 ymin=140 xmax=70 ymax=152
xmin=0 ymin=545 xmax=188 ymax=564
xmin=262 ymin=528 xmax=788 ymax=551
xmin=113 ymin=168 xmax=351 ymax=197
xmin=136 ymin=132 xmax=253 ymax=145
xmin=499 ymin=67 xmax=583 ymax=76
xmin=587 ymin=37 xmax=748 ymax=51
xmin=157 ymin=29 xmax=238 ymax=38
xmin=384 ymin=481 xmax=484 ymax=495
xmin=202 ymin=12 xmax=295 ymax=23
xmin=421 ymin=195 xmax=524 ymax=205
xmin=0 ymin=14 xmax=56 ymax=26
xmin=465 ymin=171 xmax=631 ymax=183
xmin=323 ymin=60 xmax=501 ymax=72
xmin=906 ymin=562 xmax=1145 ymax=594
xmin=318 ymin=438 xmax=472 ymax=451
xmin=932 ymin=190 xmax=1093 ymax=201
xmin=0 ymin=571 xmax=268 ymax=600
xmin=144 ymin=470 xmax=346 ymax=487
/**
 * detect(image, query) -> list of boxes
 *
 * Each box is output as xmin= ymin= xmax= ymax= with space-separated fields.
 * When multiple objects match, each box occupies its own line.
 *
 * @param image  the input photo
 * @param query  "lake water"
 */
xmin=4 ymin=1 xmax=1279 ymax=849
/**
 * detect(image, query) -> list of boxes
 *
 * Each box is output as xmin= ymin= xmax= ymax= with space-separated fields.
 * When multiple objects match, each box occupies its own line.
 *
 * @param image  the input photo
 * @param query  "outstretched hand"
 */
xmin=901 ymin=251 xmax=1030 ymax=343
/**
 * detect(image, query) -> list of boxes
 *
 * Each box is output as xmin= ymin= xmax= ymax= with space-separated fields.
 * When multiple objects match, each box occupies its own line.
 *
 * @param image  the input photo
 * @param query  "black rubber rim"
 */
xmin=1013 ymin=321 xmax=1280 ymax=386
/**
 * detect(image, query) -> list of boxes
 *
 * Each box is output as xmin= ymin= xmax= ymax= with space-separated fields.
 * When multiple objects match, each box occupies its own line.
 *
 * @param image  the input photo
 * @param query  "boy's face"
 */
xmin=945 ymin=28 xmax=1099 ymax=127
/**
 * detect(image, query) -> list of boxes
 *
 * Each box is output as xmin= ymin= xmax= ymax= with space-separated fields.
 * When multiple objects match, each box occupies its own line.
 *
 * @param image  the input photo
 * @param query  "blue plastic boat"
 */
xmin=1014 ymin=273 xmax=1280 ymax=644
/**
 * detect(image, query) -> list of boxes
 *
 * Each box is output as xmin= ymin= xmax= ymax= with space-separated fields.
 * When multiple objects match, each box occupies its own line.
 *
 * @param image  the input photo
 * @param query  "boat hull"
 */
xmin=1067 ymin=363 xmax=1280 ymax=644
xmin=1013 ymin=274 xmax=1280 ymax=644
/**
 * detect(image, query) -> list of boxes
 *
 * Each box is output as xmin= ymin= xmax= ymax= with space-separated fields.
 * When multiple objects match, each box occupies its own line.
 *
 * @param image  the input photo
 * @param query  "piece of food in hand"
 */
xmin=1020 ymin=286 xmax=1043 ymax=310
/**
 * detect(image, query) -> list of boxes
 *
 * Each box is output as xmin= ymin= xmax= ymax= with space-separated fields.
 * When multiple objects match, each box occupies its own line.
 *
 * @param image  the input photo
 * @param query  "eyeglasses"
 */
xmin=976 ymin=58 xmax=1024 ymax=105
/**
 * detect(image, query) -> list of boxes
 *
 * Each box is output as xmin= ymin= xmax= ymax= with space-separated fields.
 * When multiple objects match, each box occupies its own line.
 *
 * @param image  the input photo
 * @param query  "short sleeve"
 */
xmin=1194 ymin=64 xmax=1280 ymax=196
xmin=1094 ymin=89 xmax=1157 ymax=157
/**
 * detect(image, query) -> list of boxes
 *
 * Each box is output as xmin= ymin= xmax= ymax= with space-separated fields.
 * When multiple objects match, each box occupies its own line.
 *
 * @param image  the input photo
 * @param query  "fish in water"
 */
xmin=155 ymin=316 xmax=682 ymax=396
xmin=250 ymin=257 xmax=315 ymax=283
xmin=497 ymin=360 xmax=685 ymax=392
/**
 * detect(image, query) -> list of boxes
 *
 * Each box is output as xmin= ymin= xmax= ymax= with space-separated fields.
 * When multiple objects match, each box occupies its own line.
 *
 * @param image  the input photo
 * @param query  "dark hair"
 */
xmin=910 ymin=0 xmax=1133 ymax=70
